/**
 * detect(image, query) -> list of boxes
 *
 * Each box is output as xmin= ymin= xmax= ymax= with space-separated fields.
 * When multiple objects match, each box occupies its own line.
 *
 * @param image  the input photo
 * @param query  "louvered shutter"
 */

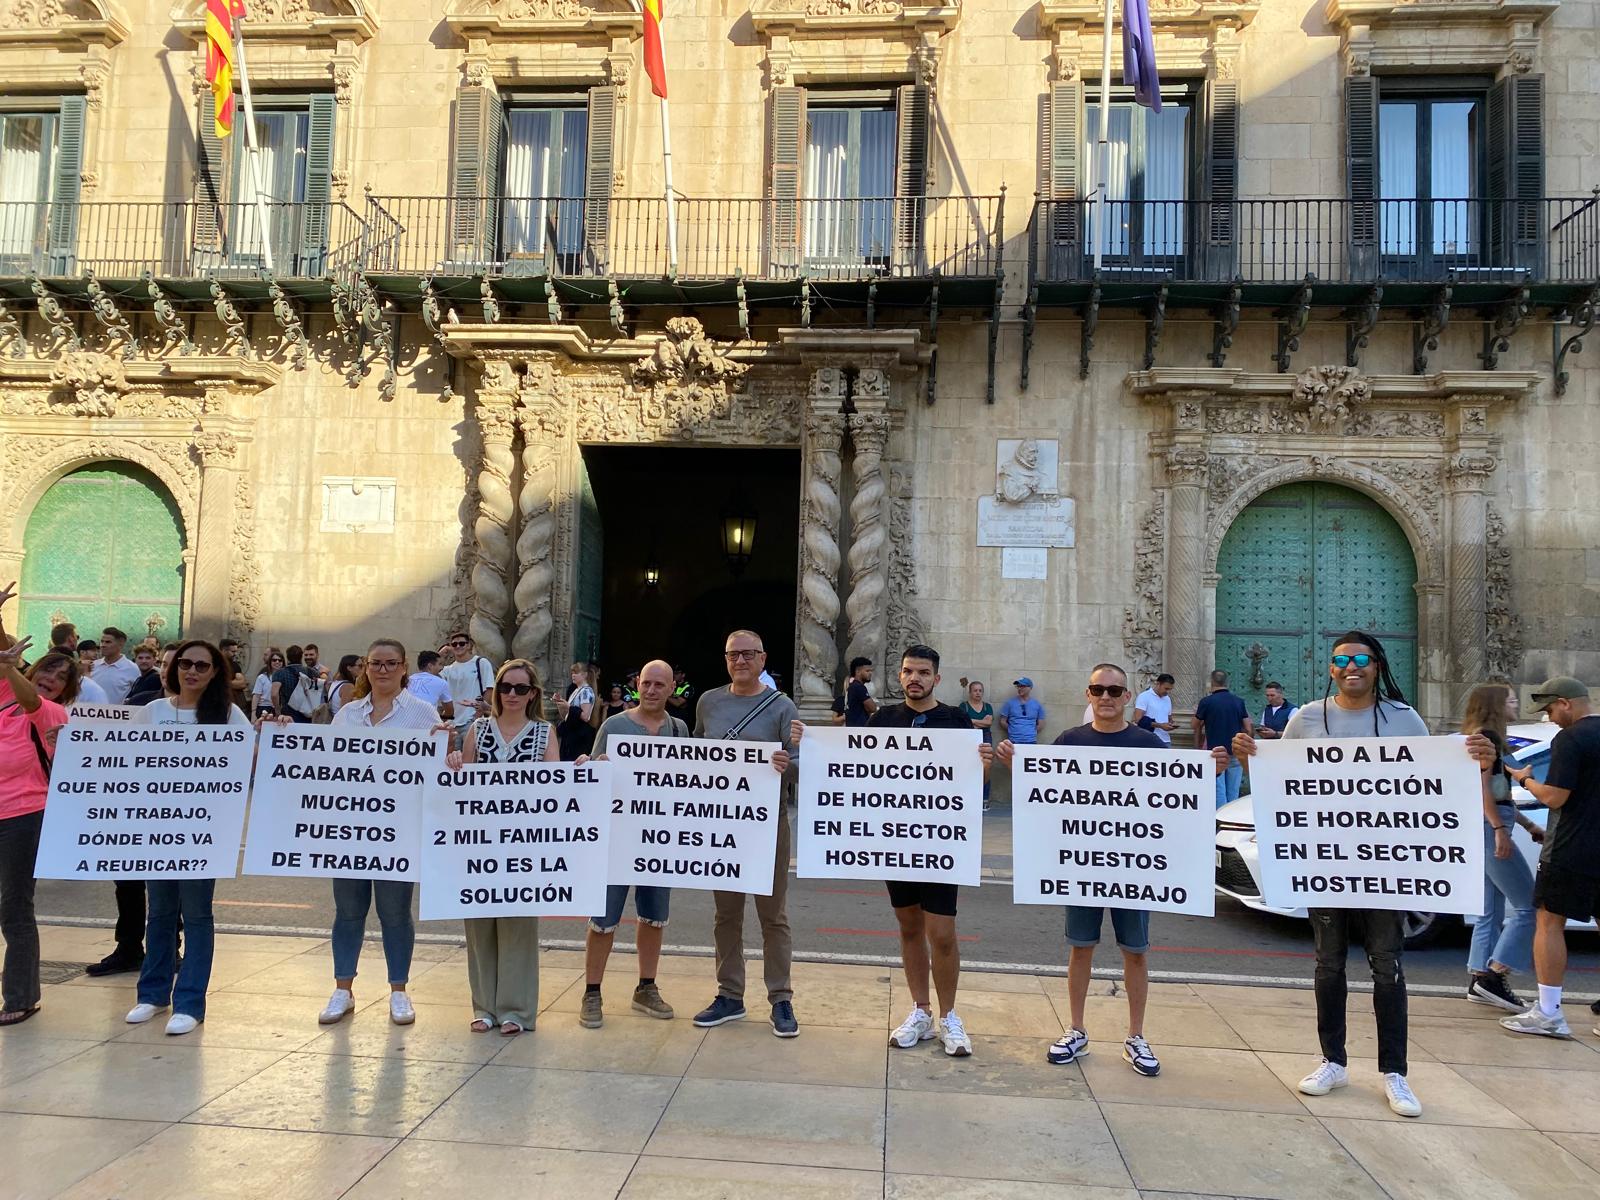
xmin=1488 ymin=74 xmax=1544 ymax=273
xmin=584 ymin=85 xmax=617 ymax=274
xmin=450 ymin=84 xmax=504 ymax=267
xmin=1345 ymin=76 xmax=1380 ymax=278
xmin=767 ymin=85 xmax=806 ymax=273
xmin=194 ymin=93 xmax=229 ymax=262
xmin=895 ymin=84 xmax=930 ymax=271
xmin=1046 ymin=81 xmax=1083 ymax=276
xmin=1201 ymin=79 xmax=1239 ymax=280
xmin=298 ymin=93 xmax=336 ymax=275
xmin=46 ymin=95 xmax=85 ymax=274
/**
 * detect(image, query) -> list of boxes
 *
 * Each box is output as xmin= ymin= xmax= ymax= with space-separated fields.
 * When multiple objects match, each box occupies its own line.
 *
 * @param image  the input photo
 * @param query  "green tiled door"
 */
xmin=18 ymin=464 xmax=186 ymax=651
xmin=1215 ymin=482 xmax=1417 ymax=717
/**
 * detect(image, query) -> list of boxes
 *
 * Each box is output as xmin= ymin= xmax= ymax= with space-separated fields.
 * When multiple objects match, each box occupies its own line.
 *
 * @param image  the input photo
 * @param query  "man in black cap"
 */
xmin=1500 ymin=677 xmax=1598 ymax=1040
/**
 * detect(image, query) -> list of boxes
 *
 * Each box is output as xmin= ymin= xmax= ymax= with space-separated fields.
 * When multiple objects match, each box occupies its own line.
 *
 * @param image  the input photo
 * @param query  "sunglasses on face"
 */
xmin=1087 ymin=684 xmax=1127 ymax=699
xmin=497 ymin=682 xmax=534 ymax=696
xmin=175 ymin=658 xmax=214 ymax=673
xmin=1331 ymin=654 xmax=1374 ymax=669
xmin=450 ymin=640 xmax=470 ymax=648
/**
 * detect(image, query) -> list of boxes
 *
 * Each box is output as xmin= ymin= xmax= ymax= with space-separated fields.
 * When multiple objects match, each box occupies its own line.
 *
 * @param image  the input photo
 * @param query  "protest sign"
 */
xmin=1010 ymin=744 xmax=1215 ymax=915
xmin=243 ymin=726 xmax=446 ymax=882
xmin=1249 ymin=736 xmax=1483 ymax=914
xmin=67 ymin=703 xmax=137 ymax=723
xmin=419 ymin=761 xmax=611 ymax=920
xmin=35 ymin=718 xmax=256 ymax=880
xmin=797 ymin=726 xmax=984 ymax=886
xmin=604 ymin=735 xmax=782 ymax=894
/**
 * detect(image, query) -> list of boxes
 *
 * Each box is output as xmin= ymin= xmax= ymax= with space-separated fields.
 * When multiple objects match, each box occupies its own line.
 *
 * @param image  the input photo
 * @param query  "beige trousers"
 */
xmin=464 ymin=916 xmax=540 ymax=1027
xmin=712 ymin=807 xmax=793 ymax=1005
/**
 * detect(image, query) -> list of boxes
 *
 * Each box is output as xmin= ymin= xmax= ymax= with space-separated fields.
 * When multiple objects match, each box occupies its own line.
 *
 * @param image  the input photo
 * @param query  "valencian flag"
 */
xmin=1121 ymin=0 xmax=1161 ymax=112
xmin=205 ymin=0 xmax=246 ymax=137
xmin=641 ymin=0 xmax=668 ymax=99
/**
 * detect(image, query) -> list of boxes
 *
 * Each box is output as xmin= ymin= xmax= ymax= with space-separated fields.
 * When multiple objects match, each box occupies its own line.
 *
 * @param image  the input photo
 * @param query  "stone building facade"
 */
xmin=0 ymin=0 xmax=1596 ymax=735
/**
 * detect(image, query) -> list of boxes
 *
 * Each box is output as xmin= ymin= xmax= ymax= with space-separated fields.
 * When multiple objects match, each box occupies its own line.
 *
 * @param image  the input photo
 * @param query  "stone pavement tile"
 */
xmin=55 ymin=1123 xmax=397 ymax=1200
xmin=887 ymin=1032 xmax=1091 ymax=1101
xmin=1100 ymin=1103 xmax=1384 ymax=1199
xmin=1405 ymin=993 xmax=1526 ymax=1020
xmin=303 ymin=1000 xmax=515 ymax=1063
xmin=32 ymin=980 xmax=170 ymax=1040
xmin=687 ymin=1020 xmax=886 ymax=1088
xmin=1322 ymin=1118 xmax=1600 ymax=1200
xmin=65 ymin=949 xmax=303 ymax=992
xmin=220 ymin=949 xmax=352 ymax=998
xmin=494 ymin=1009 xmax=706 ymax=1076
xmin=342 ymin=1140 xmax=636 ymax=1199
xmin=1 ymin=1042 xmax=287 ymax=1121
xmin=0 ymin=1033 xmax=96 ymax=1085
xmin=1451 ymin=1063 xmax=1600 ymax=1132
xmin=185 ymin=1050 xmax=478 ymax=1138
xmin=538 ymin=947 xmax=588 ymax=971
xmin=886 ymin=1090 xmax=1132 ymax=1189
xmin=409 ymin=941 xmax=462 ymax=962
xmin=621 ymin=1156 xmax=885 ymax=1199
xmin=890 ymin=983 xmax=1063 ymax=1038
xmin=1063 ymin=996 xmax=1248 ymax=1051
xmin=646 ymin=1077 xmax=884 ymax=1171
xmin=1081 ymin=1045 xmax=1304 ymax=1114
xmin=792 ymin=976 xmax=894 ymax=1030
xmin=1196 ymin=983 xmax=1318 ymax=1012
xmin=0 ymin=1111 xmax=168 ymax=1200
xmin=1212 ymin=1005 xmax=1437 ymax=1063
xmin=536 ymin=970 xmax=638 ymax=1013
xmin=414 ymin=1064 xmax=676 ymax=1152
xmin=38 ymin=924 xmax=123 ymax=956
xmin=1548 ymin=1133 xmax=1600 ymax=1173
xmin=1257 ymin=1053 xmax=1531 ymax=1128
xmin=960 ymin=970 xmax=1048 ymax=995
xmin=887 ymin=1177 xmax=1139 ymax=1199
xmin=113 ymin=990 xmax=360 ymax=1053
xmin=1409 ymin=1015 xmax=1600 ymax=1069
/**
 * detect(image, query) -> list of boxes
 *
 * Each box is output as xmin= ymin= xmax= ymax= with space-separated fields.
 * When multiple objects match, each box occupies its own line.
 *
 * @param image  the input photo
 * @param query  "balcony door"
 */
xmin=1379 ymin=95 xmax=1482 ymax=278
xmin=501 ymin=104 xmax=588 ymax=274
xmin=804 ymin=100 xmax=895 ymax=270
xmin=1083 ymin=99 xmax=1192 ymax=271
xmin=0 ymin=112 xmax=55 ymax=269
xmin=228 ymin=106 xmax=310 ymax=273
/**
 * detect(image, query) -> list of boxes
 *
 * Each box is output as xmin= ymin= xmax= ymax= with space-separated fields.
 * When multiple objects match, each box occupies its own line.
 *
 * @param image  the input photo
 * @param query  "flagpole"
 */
xmin=232 ymin=14 xmax=275 ymax=273
xmin=661 ymin=95 xmax=678 ymax=277
xmin=1092 ymin=0 xmax=1114 ymax=270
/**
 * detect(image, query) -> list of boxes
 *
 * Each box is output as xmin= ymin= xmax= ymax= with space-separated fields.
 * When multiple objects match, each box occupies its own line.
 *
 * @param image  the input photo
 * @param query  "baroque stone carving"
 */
xmin=1207 ymin=453 xmax=1289 ymax=503
xmin=191 ymin=431 xmax=240 ymax=468
xmin=1164 ymin=447 xmax=1209 ymax=486
xmin=0 ymin=437 xmax=199 ymax=552
xmin=1122 ymin=493 xmax=1166 ymax=688
xmin=226 ymin=473 xmax=261 ymax=639
xmin=571 ymin=371 xmax=801 ymax=446
xmin=884 ymin=461 xmax=928 ymax=698
xmin=1484 ymin=503 xmax=1523 ymax=680
xmin=844 ymin=413 xmax=891 ymax=672
xmin=1291 ymin=364 xmax=1371 ymax=431
xmin=494 ymin=0 xmax=591 ymax=17
xmin=996 ymin=438 xmax=1047 ymax=504
xmin=797 ymin=411 xmax=845 ymax=707
xmin=1204 ymin=405 xmax=1259 ymax=434
xmin=47 ymin=350 xmax=128 ymax=416
xmin=1346 ymin=408 xmax=1445 ymax=437
xmin=513 ymin=401 xmax=566 ymax=681
xmin=630 ymin=317 xmax=749 ymax=425
xmin=469 ymin=402 xmax=518 ymax=664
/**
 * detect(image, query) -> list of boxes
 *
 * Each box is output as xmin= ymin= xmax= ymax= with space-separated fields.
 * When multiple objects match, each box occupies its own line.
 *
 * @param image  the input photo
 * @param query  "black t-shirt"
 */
xmin=868 ymin=701 xmax=974 ymax=730
xmin=271 ymin=665 xmax=310 ymax=721
xmin=1545 ymin=715 xmax=1600 ymax=871
xmin=125 ymin=668 xmax=164 ymax=707
xmin=845 ymin=679 xmax=873 ymax=727
xmin=1052 ymin=722 xmax=1168 ymax=750
xmin=1195 ymin=689 xmax=1249 ymax=751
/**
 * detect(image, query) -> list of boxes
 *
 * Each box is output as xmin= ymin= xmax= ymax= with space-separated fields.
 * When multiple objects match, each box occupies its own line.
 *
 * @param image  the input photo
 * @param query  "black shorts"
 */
xmin=886 ymin=880 xmax=959 ymax=917
xmin=1533 ymin=860 xmax=1600 ymax=924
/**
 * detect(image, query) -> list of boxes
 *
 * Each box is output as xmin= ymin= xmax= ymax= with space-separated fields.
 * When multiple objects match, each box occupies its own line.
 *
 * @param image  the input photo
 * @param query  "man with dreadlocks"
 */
xmin=1227 ymin=630 xmax=1493 ymax=1119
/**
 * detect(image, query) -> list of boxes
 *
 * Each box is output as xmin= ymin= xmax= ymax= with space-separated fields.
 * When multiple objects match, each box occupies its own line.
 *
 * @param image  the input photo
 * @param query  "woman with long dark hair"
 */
xmin=327 ymin=653 xmax=362 ymax=717
xmin=125 ymin=639 xmax=253 ymax=1035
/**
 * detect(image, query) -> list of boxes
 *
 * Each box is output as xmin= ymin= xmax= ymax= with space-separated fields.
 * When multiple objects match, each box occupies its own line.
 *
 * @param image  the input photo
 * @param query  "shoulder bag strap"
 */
xmin=724 ymin=688 xmax=783 ymax=740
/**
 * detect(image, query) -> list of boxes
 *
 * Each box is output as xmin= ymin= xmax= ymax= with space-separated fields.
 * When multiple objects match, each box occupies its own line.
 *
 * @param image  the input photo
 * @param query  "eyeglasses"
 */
xmin=175 ymin=658 xmax=214 ymax=673
xmin=269 ymin=656 xmax=284 ymax=663
xmin=724 ymin=649 xmax=763 ymax=661
xmin=1331 ymin=654 xmax=1374 ymax=669
xmin=449 ymin=640 xmax=470 ymax=648
xmin=367 ymin=659 xmax=404 ymax=672
xmin=497 ymin=682 xmax=534 ymax=696
xmin=1087 ymin=684 xmax=1127 ymax=699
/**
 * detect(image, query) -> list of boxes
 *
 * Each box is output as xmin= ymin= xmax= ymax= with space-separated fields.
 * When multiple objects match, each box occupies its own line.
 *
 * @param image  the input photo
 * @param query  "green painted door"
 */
xmin=1215 ymin=482 xmax=1417 ymax=718
xmin=18 ymin=464 xmax=186 ymax=652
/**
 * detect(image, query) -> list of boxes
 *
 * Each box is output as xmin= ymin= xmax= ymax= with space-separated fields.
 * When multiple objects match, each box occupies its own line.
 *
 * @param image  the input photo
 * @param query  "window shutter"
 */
xmin=299 ymin=93 xmax=336 ymax=274
xmin=46 ymin=94 xmax=86 ymax=274
xmin=194 ymin=93 xmax=229 ymax=257
xmin=895 ymin=83 xmax=930 ymax=269
xmin=1489 ymin=74 xmax=1544 ymax=271
xmin=1345 ymin=76 xmax=1379 ymax=278
xmin=450 ymin=84 xmax=504 ymax=266
xmin=584 ymin=85 xmax=617 ymax=274
xmin=1045 ymin=81 xmax=1082 ymax=272
xmin=1202 ymin=78 xmax=1239 ymax=279
xmin=767 ymin=84 xmax=806 ymax=273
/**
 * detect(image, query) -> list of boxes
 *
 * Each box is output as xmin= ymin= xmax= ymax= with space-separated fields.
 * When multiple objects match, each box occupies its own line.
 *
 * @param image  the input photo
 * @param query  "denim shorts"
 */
xmin=589 ymin=884 xmax=671 ymax=934
xmin=1065 ymin=905 xmax=1150 ymax=954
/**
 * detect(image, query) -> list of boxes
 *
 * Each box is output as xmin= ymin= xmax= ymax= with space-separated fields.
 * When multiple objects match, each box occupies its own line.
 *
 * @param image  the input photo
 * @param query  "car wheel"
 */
xmin=1399 ymin=911 xmax=1453 ymax=950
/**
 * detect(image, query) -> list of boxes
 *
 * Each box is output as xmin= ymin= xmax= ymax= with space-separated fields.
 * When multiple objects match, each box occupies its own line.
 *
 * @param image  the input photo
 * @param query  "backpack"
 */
xmin=287 ymin=668 xmax=324 ymax=718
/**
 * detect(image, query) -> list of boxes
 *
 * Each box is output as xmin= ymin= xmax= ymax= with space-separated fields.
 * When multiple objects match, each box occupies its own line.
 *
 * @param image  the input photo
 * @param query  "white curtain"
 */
xmin=1144 ymin=105 xmax=1189 ymax=256
xmin=504 ymin=109 xmax=553 ymax=259
xmin=0 ymin=114 xmax=51 ymax=258
xmin=233 ymin=111 xmax=306 ymax=262
xmin=1086 ymin=104 xmax=1132 ymax=258
xmin=805 ymin=109 xmax=849 ymax=260
xmin=1379 ymin=102 xmax=1418 ymax=256
xmin=1430 ymin=100 xmax=1475 ymax=255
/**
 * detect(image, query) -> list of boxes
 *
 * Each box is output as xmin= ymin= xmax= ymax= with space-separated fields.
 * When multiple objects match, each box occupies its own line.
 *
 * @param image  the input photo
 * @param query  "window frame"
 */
xmin=1080 ymin=82 xmax=1200 ymax=274
xmin=802 ymin=88 xmax=898 ymax=269
xmin=497 ymin=92 xmax=591 ymax=274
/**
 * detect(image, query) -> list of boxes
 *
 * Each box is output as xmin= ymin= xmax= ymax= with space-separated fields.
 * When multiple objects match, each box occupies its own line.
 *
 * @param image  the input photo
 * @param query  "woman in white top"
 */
xmin=446 ymin=659 xmax=559 ymax=1034
xmin=320 ymin=638 xmax=445 ymax=1028
xmin=126 ymin=639 xmax=254 ymax=1037
xmin=326 ymin=653 xmax=362 ymax=716
xmin=251 ymin=648 xmax=283 ymax=718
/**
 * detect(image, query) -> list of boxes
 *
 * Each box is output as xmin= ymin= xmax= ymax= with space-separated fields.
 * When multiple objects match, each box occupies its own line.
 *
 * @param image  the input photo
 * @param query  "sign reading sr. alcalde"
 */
xmin=1248 ymin=737 xmax=1482 ymax=915
xmin=604 ymin=735 xmax=782 ymax=894
xmin=797 ymin=726 xmax=983 ymax=886
xmin=1010 ymin=744 xmax=1215 ymax=915
xmin=35 ymin=718 xmax=256 ymax=881
xmin=243 ymin=726 xmax=446 ymax=882
xmin=419 ymin=761 xmax=611 ymax=920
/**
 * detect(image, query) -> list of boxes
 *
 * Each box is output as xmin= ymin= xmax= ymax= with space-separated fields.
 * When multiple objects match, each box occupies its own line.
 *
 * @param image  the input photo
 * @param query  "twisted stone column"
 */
xmin=469 ymin=400 xmax=517 ymax=664
xmin=189 ymin=430 xmax=241 ymax=642
xmin=797 ymin=411 xmax=845 ymax=710
xmin=513 ymin=403 xmax=563 ymax=685
xmin=1447 ymin=452 xmax=1494 ymax=698
xmin=844 ymin=412 xmax=892 ymax=674
xmin=1163 ymin=449 xmax=1210 ymax=697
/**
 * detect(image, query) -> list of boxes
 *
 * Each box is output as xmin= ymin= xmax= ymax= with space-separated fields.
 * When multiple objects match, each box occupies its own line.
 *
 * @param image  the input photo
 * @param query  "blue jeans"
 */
xmin=138 ymin=879 xmax=215 ymax=1020
xmin=1065 ymin=906 xmax=1150 ymax=954
xmin=1215 ymin=758 xmax=1243 ymax=808
xmin=331 ymin=878 xmax=414 ymax=984
xmin=590 ymin=885 xmax=671 ymax=934
xmin=1468 ymin=816 xmax=1536 ymax=975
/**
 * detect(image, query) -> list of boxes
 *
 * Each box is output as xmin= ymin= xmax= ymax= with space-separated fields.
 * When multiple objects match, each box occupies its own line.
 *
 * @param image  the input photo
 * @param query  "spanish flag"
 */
xmin=641 ymin=0 xmax=667 ymax=99
xmin=205 ymin=0 xmax=246 ymax=137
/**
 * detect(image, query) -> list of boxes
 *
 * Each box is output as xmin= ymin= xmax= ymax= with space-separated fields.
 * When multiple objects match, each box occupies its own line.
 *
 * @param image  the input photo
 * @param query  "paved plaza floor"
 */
xmin=5 ymin=923 xmax=1600 ymax=1199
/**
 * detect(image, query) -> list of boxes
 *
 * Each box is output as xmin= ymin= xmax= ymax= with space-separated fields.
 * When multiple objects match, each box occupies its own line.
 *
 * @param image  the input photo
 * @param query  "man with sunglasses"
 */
xmin=1000 ymin=662 xmax=1169 ymax=1077
xmin=441 ymin=631 xmax=494 ymax=743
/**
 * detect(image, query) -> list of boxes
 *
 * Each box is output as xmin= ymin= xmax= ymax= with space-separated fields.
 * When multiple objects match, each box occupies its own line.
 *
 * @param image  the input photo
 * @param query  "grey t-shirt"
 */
xmin=694 ymin=685 xmax=798 ymax=782
xmin=1282 ymin=698 xmax=1430 ymax=740
xmin=593 ymin=710 xmax=688 ymax=757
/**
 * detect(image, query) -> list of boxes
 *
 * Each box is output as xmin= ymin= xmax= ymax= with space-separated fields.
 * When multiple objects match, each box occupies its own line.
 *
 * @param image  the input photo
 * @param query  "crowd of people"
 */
xmin=2 ymin=581 xmax=1597 ymax=1124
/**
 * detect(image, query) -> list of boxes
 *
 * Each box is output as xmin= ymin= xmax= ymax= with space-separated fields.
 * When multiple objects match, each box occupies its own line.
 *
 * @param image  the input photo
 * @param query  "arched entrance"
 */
xmin=18 ymin=463 xmax=186 ymax=651
xmin=1215 ymin=481 xmax=1418 ymax=717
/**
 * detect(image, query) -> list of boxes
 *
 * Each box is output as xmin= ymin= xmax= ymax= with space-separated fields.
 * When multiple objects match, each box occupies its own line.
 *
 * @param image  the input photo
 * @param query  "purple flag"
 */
xmin=1122 ymin=0 xmax=1162 ymax=112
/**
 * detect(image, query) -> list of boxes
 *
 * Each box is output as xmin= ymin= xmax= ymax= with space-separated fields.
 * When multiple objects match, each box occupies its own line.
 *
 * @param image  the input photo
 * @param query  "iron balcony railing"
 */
xmin=0 ymin=200 xmax=369 ymax=281
xmin=1029 ymin=196 xmax=1600 ymax=285
xmin=362 ymin=194 xmax=1005 ymax=281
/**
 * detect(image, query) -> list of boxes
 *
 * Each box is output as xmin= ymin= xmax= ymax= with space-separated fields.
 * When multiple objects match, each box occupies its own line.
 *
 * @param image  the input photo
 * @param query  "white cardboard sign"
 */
xmin=1010 ymin=744 xmax=1216 ymax=915
xmin=419 ymin=761 xmax=611 ymax=920
xmin=604 ymin=735 xmax=783 ymax=895
xmin=1249 ymin=737 xmax=1483 ymax=915
xmin=797 ymin=725 xmax=984 ymax=886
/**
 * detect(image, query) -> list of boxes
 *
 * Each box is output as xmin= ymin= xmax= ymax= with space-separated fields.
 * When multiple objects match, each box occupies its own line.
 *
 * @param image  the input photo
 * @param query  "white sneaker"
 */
xmin=318 ymin=988 xmax=355 ymax=1025
xmin=1383 ymin=1072 xmax=1422 ymax=1117
xmin=1298 ymin=1059 xmax=1350 ymax=1096
xmin=889 ymin=1005 xmax=936 ymax=1049
xmin=1500 ymin=1005 xmax=1573 ymax=1039
xmin=165 ymin=1013 xmax=199 ymax=1036
xmin=389 ymin=991 xmax=415 ymax=1025
xmin=125 ymin=1002 xmax=166 ymax=1024
xmin=940 ymin=1011 xmax=973 ymax=1057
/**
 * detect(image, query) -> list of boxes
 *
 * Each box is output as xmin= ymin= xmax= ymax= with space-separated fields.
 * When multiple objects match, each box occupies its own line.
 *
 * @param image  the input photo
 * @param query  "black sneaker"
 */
xmin=770 ymin=1000 xmax=799 ymax=1038
xmin=692 ymin=995 xmax=747 ymax=1028
xmin=85 ymin=949 xmax=144 ymax=977
xmin=1468 ymin=971 xmax=1525 ymax=1014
